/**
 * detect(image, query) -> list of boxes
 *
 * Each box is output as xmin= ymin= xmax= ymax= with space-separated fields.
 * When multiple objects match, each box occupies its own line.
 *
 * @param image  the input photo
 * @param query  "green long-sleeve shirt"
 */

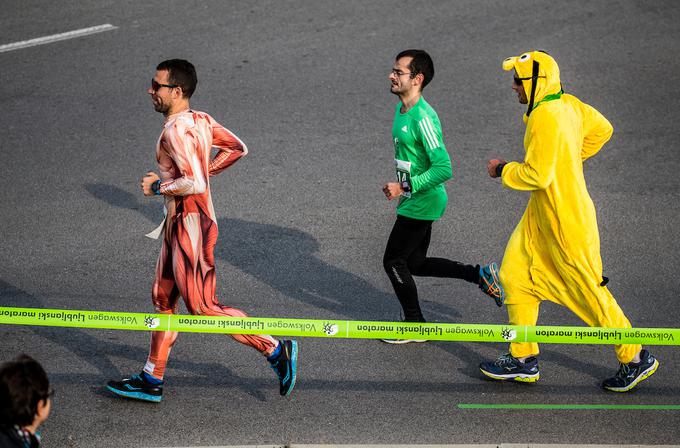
xmin=391 ymin=97 xmax=452 ymax=220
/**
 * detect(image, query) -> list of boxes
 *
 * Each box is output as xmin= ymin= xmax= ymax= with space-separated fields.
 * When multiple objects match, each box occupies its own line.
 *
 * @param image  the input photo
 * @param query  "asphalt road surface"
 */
xmin=1 ymin=1 xmax=680 ymax=446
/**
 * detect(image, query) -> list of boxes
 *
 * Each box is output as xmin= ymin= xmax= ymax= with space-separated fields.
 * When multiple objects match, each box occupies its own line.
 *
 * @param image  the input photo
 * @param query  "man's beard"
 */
xmin=154 ymin=101 xmax=170 ymax=114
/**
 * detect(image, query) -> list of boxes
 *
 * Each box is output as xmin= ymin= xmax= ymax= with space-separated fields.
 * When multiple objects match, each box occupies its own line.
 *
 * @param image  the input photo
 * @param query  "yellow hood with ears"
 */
xmin=503 ymin=50 xmax=562 ymax=119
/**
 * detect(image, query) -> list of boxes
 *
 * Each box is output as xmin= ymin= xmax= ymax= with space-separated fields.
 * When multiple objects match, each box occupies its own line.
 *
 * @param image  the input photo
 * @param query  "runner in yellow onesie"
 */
xmin=481 ymin=50 xmax=659 ymax=392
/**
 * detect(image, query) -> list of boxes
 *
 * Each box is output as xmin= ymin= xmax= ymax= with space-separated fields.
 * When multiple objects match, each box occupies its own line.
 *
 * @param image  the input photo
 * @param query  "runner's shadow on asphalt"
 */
xmin=85 ymin=183 xmax=159 ymax=222
xmin=1 ymin=183 xmax=483 ymax=398
xmin=214 ymin=218 xmax=392 ymax=318
xmin=84 ymin=183 xmax=499 ymax=387
xmin=85 ymin=182 xmax=463 ymax=321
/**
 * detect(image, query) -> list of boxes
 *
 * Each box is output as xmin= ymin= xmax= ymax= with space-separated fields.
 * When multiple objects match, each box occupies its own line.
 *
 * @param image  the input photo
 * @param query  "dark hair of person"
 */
xmin=156 ymin=59 xmax=198 ymax=99
xmin=396 ymin=49 xmax=434 ymax=89
xmin=0 ymin=355 xmax=50 ymax=427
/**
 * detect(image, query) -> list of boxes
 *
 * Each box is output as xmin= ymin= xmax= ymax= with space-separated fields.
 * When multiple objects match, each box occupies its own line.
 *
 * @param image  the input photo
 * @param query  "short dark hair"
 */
xmin=156 ymin=59 xmax=197 ymax=99
xmin=396 ymin=49 xmax=434 ymax=90
xmin=0 ymin=355 xmax=50 ymax=427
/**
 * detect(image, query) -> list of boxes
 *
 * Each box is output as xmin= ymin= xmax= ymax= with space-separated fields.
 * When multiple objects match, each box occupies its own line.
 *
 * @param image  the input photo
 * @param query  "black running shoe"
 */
xmin=106 ymin=373 xmax=163 ymax=403
xmin=479 ymin=353 xmax=540 ymax=382
xmin=602 ymin=349 xmax=659 ymax=392
xmin=269 ymin=340 xmax=298 ymax=396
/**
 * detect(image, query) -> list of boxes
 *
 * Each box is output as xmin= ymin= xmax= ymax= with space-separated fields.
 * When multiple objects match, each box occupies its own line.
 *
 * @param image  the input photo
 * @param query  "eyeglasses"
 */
xmin=151 ymin=79 xmax=178 ymax=92
xmin=391 ymin=69 xmax=415 ymax=78
xmin=514 ymin=75 xmax=546 ymax=85
xmin=43 ymin=388 xmax=55 ymax=400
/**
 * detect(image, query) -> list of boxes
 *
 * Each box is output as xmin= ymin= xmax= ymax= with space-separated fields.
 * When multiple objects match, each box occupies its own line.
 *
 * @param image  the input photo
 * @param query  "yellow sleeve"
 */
xmin=580 ymin=101 xmax=613 ymax=161
xmin=501 ymin=111 xmax=559 ymax=191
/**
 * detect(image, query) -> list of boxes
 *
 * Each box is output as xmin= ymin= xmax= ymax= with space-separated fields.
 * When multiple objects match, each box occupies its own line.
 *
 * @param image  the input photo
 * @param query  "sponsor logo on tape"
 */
xmin=501 ymin=328 xmax=517 ymax=341
xmin=145 ymin=316 xmax=160 ymax=329
xmin=323 ymin=323 xmax=339 ymax=336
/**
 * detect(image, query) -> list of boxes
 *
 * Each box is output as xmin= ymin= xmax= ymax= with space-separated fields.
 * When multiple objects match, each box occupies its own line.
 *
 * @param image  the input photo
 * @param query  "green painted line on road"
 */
xmin=458 ymin=403 xmax=680 ymax=410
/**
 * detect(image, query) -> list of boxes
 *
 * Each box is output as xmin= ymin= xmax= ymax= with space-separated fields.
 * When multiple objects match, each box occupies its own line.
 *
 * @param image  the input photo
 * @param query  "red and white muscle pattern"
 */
xmin=144 ymin=111 xmax=277 ymax=379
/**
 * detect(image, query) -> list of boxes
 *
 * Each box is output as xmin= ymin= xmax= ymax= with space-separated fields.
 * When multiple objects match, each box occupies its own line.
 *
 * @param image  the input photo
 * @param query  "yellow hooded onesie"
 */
xmin=499 ymin=51 xmax=640 ymax=363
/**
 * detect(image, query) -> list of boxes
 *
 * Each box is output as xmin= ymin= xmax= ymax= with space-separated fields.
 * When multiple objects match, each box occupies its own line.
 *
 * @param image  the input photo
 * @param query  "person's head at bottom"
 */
xmin=0 ymin=354 xmax=52 ymax=446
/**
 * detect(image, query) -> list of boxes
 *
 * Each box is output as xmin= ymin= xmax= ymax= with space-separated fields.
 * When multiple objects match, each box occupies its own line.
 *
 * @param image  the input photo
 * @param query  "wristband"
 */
xmin=495 ymin=162 xmax=506 ymax=178
xmin=151 ymin=179 xmax=162 ymax=195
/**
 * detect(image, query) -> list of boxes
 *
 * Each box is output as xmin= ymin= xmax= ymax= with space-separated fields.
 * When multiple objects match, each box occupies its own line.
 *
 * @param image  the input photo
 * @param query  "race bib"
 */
xmin=394 ymin=158 xmax=412 ymax=198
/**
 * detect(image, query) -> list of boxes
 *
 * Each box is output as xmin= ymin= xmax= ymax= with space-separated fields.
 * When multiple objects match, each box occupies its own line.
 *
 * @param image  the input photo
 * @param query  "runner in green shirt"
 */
xmin=381 ymin=50 xmax=504 ymax=343
xmin=391 ymin=95 xmax=450 ymax=220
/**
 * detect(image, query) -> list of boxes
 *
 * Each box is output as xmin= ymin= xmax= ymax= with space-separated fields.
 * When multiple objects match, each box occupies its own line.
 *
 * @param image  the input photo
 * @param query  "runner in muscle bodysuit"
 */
xmin=106 ymin=59 xmax=297 ymax=402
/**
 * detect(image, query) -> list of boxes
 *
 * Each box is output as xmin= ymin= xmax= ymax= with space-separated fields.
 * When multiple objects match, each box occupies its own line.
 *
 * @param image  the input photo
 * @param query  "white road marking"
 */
xmin=0 ymin=24 xmax=117 ymax=53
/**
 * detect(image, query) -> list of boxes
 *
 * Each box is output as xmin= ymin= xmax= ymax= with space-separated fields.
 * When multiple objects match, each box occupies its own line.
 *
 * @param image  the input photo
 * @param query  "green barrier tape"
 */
xmin=0 ymin=306 xmax=678 ymax=345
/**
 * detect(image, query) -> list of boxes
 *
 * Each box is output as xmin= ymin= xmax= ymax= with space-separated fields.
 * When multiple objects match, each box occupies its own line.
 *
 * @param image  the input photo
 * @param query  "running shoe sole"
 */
xmin=381 ymin=339 xmax=427 ymax=344
xmin=283 ymin=340 xmax=298 ymax=397
xmin=106 ymin=385 xmax=162 ymax=403
xmin=480 ymin=368 xmax=540 ymax=383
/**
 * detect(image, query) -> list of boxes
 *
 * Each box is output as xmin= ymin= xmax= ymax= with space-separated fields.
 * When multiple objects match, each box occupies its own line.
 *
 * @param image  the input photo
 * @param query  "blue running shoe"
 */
xmin=106 ymin=373 xmax=163 ymax=403
xmin=269 ymin=340 xmax=298 ymax=396
xmin=479 ymin=353 xmax=540 ymax=382
xmin=602 ymin=349 xmax=659 ymax=392
xmin=479 ymin=263 xmax=504 ymax=307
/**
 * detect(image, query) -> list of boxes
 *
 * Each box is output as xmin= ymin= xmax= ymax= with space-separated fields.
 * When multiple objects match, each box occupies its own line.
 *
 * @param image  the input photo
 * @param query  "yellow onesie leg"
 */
xmin=500 ymin=217 xmax=543 ymax=359
xmin=499 ymin=216 xmax=641 ymax=364
xmin=507 ymin=302 xmax=540 ymax=358
xmin=553 ymin=265 xmax=641 ymax=364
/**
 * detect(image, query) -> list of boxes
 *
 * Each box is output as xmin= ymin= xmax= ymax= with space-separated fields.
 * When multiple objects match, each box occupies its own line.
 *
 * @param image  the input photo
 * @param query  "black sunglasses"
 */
xmin=151 ymin=79 xmax=178 ymax=92
xmin=514 ymin=75 xmax=546 ymax=86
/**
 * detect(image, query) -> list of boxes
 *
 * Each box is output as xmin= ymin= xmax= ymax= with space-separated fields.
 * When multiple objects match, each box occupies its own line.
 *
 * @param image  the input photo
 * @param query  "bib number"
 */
xmin=395 ymin=159 xmax=412 ymax=198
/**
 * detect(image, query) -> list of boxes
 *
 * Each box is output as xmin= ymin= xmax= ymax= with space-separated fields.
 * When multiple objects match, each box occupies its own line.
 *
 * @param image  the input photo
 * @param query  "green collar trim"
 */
xmin=531 ymin=90 xmax=563 ymax=112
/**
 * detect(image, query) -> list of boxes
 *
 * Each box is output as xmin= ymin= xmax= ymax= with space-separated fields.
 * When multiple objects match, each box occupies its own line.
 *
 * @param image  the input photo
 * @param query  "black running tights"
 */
xmin=383 ymin=215 xmax=479 ymax=322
